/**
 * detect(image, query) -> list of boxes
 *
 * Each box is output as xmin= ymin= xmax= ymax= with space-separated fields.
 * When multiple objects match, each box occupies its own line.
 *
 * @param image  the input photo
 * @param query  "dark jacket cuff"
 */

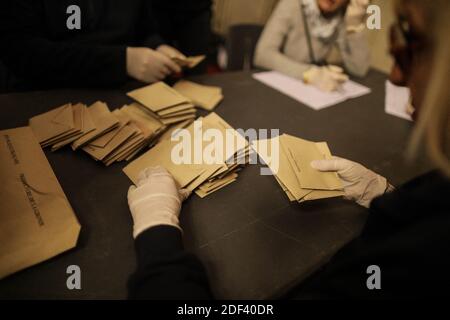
xmin=134 ymin=225 xmax=184 ymax=265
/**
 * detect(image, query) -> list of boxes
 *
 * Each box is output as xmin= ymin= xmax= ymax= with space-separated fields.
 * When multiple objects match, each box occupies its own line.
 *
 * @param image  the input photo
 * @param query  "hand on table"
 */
xmin=311 ymin=157 xmax=393 ymax=208
xmin=303 ymin=65 xmax=349 ymax=92
xmin=127 ymin=166 xmax=190 ymax=238
xmin=126 ymin=47 xmax=181 ymax=83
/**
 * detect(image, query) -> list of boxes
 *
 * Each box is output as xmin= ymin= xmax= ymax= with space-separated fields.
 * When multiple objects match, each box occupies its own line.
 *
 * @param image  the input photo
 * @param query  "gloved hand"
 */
xmin=345 ymin=0 xmax=369 ymax=33
xmin=156 ymin=44 xmax=186 ymax=61
xmin=127 ymin=166 xmax=190 ymax=239
xmin=303 ymin=65 xmax=349 ymax=92
xmin=310 ymin=157 xmax=393 ymax=208
xmin=126 ymin=47 xmax=181 ymax=83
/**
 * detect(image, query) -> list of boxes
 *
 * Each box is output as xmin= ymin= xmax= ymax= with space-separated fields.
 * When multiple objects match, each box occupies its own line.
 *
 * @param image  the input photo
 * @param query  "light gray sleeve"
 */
xmin=253 ymin=0 xmax=312 ymax=79
xmin=336 ymin=27 xmax=371 ymax=77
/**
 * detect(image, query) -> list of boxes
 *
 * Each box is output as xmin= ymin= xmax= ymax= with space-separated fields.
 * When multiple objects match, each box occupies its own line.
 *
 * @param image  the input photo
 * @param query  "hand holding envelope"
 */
xmin=172 ymin=55 xmax=206 ymax=69
xmin=126 ymin=47 xmax=181 ymax=83
xmin=254 ymin=134 xmax=344 ymax=203
xmin=311 ymin=157 xmax=391 ymax=208
xmin=124 ymin=112 xmax=250 ymax=198
xmin=128 ymin=166 xmax=191 ymax=238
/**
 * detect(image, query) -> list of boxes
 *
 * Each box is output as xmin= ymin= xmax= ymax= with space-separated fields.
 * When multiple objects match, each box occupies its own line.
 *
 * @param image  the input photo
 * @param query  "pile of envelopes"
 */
xmin=173 ymin=80 xmax=223 ymax=111
xmin=29 ymin=101 xmax=167 ymax=166
xmin=127 ymin=82 xmax=197 ymax=125
xmin=253 ymin=134 xmax=344 ymax=203
xmin=123 ymin=112 xmax=250 ymax=198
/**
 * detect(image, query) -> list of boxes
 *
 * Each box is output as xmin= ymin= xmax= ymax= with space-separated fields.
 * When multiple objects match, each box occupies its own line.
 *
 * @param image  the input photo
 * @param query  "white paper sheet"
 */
xmin=252 ymin=71 xmax=371 ymax=110
xmin=385 ymin=80 xmax=413 ymax=121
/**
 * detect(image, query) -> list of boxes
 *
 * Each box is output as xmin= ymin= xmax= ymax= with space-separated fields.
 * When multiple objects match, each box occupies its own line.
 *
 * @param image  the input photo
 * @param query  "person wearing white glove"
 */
xmin=126 ymin=47 xmax=182 ymax=84
xmin=127 ymin=166 xmax=190 ymax=238
xmin=254 ymin=0 xmax=370 ymax=85
xmin=303 ymin=65 xmax=349 ymax=92
xmin=127 ymin=166 xmax=212 ymax=299
xmin=345 ymin=0 xmax=369 ymax=33
xmin=156 ymin=44 xmax=187 ymax=61
xmin=311 ymin=157 xmax=394 ymax=208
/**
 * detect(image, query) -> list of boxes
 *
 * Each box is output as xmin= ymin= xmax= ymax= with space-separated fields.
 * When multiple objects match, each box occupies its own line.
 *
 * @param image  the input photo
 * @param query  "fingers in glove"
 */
xmin=127 ymin=185 xmax=137 ymax=201
xmin=330 ymin=72 xmax=349 ymax=83
xmin=137 ymin=170 xmax=149 ymax=186
xmin=159 ymin=53 xmax=182 ymax=73
xmin=327 ymin=65 xmax=344 ymax=73
xmin=179 ymin=188 xmax=191 ymax=201
xmin=310 ymin=157 xmax=350 ymax=172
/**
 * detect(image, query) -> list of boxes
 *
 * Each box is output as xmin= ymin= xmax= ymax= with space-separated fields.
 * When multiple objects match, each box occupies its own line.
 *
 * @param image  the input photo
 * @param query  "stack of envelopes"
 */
xmin=173 ymin=80 xmax=223 ymax=111
xmin=29 ymin=102 xmax=98 ymax=151
xmin=71 ymin=101 xmax=119 ymax=151
xmin=123 ymin=112 xmax=250 ymax=198
xmin=99 ymin=103 xmax=166 ymax=166
xmin=29 ymin=101 xmax=166 ymax=166
xmin=172 ymin=55 xmax=205 ymax=69
xmin=127 ymin=82 xmax=197 ymax=125
xmin=253 ymin=134 xmax=344 ymax=203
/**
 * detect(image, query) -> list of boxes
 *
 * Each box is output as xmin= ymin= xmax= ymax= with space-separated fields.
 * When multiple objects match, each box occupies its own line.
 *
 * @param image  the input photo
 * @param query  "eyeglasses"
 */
xmin=391 ymin=15 xmax=428 ymax=54
xmin=389 ymin=15 xmax=427 ymax=78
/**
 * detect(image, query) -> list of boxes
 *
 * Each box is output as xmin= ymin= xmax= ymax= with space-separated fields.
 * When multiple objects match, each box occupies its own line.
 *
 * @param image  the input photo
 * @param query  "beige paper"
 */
xmin=83 ymin=125 xmax=138 ymax=161
xmin=157 ymin=103 xmax=195 ymax=117
xmin=172 ymin=55 xmax=205 ymax=69
xmin=195 ymin=177 xmax=237 ymax=198
xmin=51 ymin=104 xmax=96 ymax=151
xmin=0 ymin=127 xmax=80 ymax=279
xmin=88 ymin=109 xmax=130 ymax=148
xmin=29 ymin=103 xmax=75 ymax=144
xmin=159 ymin=108 xmax=196 ymax=119
xmin=160 ymin=114 xmax=196 ymax=125
xmin=123 ymin=138 xmax=205 ymax=188
xmin=72 ymin=101 xmax=119 ymax=150
xmin=127 ymin=82 xmax=189 ymax=112
xmin=121 ymin=103 xmax=165 ymax=138
xmin=281 ymin=135 xmax=342 ymax=191
xmin=173 ymin=80 xmax=223 ymax=111
xmin=157 ymin=119 xmax=194 ymax=142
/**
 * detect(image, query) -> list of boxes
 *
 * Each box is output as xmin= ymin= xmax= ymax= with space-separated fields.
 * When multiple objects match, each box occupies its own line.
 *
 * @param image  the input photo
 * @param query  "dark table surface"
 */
xmin=0 ymin=70 xmax=431 ymax=299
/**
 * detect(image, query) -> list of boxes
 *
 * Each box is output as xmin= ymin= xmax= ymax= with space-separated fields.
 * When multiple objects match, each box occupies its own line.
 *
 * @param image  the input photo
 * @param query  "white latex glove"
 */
xmin=311 ymin=157 xmax=393 ymax=208
xmin=303 ymin=65 xmax=349 ymax=92
xmin=345 ymin=0 xmax=369 ymax=33
xmin=127 ymin=166 xmax=190 ymax=238
xmin=126 ymin=47 xmax=181 ymax=83
xmin=157 ymin=44 xmax=187 ymax=61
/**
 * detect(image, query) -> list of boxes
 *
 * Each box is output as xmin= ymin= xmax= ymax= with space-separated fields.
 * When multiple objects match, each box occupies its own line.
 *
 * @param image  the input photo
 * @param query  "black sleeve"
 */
xmin=285 ymin=171 xmax=450 ymax=299
xmin=0 ymin=0 xmax=128 ymax=88
xmin=128 ymin=225 xmax=213 ymax=300
xmin=139 ymin=0 xmax=165 ymax=49
xmin=361 ymin=171 xmax=448 ymax=237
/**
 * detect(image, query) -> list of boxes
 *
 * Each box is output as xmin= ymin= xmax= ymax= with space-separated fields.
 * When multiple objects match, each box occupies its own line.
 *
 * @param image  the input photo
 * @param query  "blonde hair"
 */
xmin=404 ymin=0 xmax=450 ymax=177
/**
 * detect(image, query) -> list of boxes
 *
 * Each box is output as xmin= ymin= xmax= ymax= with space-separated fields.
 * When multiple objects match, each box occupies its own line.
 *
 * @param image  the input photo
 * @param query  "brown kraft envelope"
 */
xmin=0 ymin=127 xmax=81 ymax=279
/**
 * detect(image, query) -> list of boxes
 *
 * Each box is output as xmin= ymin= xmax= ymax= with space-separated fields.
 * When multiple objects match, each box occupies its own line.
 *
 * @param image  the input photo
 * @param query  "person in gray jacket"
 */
xmin=254 ymin=0 xmax=370 ymax=92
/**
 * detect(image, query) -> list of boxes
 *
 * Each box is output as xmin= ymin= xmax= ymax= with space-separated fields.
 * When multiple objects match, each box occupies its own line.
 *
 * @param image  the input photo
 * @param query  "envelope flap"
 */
xmin=127 ymin=82 xmax=189 ymax=112
xmin=29 ymin=104 xmax=75 ymax=143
